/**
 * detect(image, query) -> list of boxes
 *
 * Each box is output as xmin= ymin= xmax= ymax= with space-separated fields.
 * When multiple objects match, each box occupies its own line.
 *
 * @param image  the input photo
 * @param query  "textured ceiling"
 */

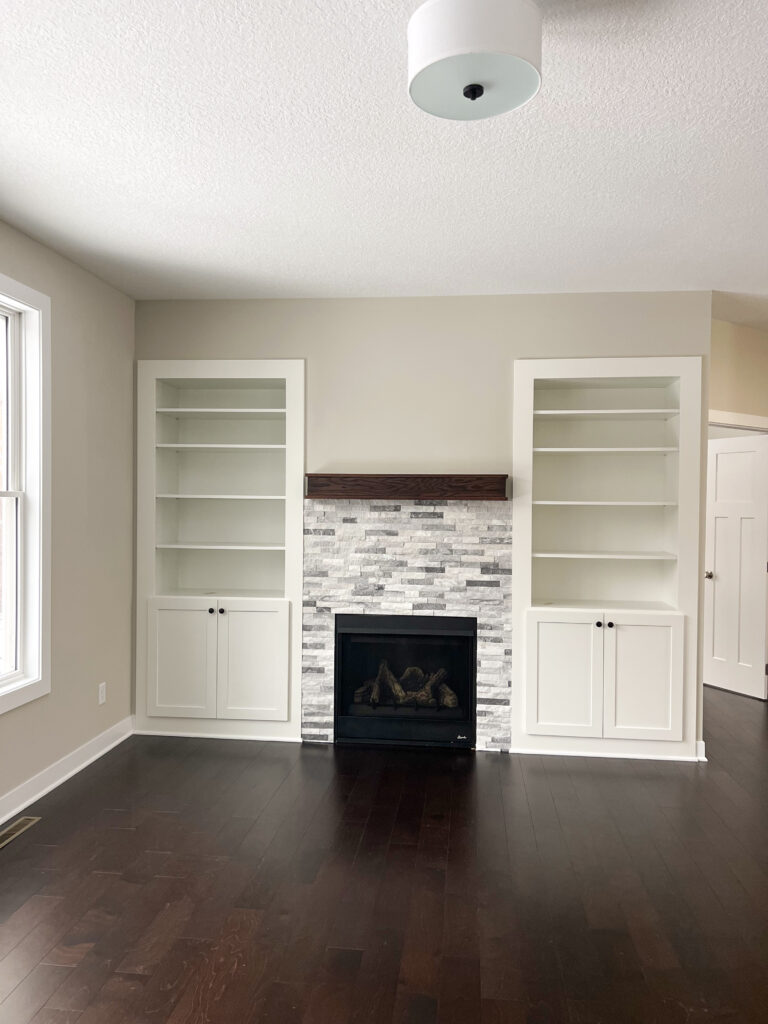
xmin=1 ymin=0 xmax=768 ymax=302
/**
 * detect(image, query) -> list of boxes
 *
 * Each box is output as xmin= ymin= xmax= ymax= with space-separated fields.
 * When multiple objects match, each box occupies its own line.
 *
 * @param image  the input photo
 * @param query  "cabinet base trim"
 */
xmin=696 ymin=740 xmax=707 ymax=761
xmin=510 ymin=744 xmax=700 ymax=763
xmin=133 ymin=728 xmax=302 ymax=742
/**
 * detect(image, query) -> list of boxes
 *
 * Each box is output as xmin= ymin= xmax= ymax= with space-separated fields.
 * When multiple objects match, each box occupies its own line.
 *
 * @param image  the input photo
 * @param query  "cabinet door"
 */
xmin=603 ymin=613 xmax=684 ymax=741
xmin=217 ymin=599 xmax=289 ymax=721
xmin=147 ymin=598 xmax=218 ymax=718
xmin=526 ymin=609 xmax=604 ymax=737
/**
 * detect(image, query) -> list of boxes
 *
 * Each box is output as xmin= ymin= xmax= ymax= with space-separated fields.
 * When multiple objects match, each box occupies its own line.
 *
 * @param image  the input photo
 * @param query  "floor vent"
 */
xmin=0 ymin=816 xmax=41 ymax=851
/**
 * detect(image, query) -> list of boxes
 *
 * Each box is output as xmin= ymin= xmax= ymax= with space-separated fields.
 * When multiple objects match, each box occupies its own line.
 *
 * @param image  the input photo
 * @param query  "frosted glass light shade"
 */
xmin=408 ymin=0 xmax=542 ymax=121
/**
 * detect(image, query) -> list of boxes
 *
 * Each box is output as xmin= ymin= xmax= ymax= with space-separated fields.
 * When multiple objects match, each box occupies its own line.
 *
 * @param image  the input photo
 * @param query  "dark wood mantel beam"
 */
xmin=305 ymin=474 xmax=509 ymax=501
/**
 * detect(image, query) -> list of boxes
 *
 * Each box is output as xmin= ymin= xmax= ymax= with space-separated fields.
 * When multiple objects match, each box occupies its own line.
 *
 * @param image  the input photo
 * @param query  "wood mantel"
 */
xmin=305 ymin=474 xmax=509 ymax=501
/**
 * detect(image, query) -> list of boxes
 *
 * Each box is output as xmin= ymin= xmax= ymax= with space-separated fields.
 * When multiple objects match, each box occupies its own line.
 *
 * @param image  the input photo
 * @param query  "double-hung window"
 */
xmin=0 ymin=306 xmax=21 ymax=680
xmin=0 ymin=275 xmax=50 ymax=715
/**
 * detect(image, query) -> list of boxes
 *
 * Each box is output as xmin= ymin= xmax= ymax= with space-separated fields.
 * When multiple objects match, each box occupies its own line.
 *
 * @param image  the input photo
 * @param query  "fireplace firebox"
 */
xmin=334 ymin=614 xmax=477 ymax=748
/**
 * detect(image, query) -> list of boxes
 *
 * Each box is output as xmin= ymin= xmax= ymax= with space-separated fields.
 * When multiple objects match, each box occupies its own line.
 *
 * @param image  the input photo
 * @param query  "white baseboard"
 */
xmin=696 ymin=740 xmax=707 ymax=762
xmin=0 ymin=715 xmax=134 ymax=827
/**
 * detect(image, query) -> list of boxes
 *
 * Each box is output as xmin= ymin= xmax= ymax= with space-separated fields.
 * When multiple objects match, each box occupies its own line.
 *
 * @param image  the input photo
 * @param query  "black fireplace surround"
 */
xmin=334 ymin=614 xmax=477 ymax=748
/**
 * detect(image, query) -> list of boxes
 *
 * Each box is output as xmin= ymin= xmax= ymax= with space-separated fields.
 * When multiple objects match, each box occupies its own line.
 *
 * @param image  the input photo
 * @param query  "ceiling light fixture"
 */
xmin=407 ymin=0 xmax=542 ymax=121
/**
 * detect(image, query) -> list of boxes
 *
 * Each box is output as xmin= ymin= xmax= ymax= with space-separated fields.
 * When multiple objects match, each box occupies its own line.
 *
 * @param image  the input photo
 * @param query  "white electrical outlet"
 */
xmin=98 ymin=682 xmax=107 ymax=705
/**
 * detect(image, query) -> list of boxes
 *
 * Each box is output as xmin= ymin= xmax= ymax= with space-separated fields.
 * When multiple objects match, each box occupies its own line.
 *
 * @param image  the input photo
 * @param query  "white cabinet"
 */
xmin=217 ymin=599 xmax=289 ymax=721
xmin=603 ymin=612 xmax=683 ymax=740
xmin=148 ymin=597 xmax=289 ymax=722
xmin=526 ymin=608 xmax=684 ymax=742
xmin=148 ymin=598 xmax=218 ymax=718
xmin=526 ymin=610 xmax=603 ymax=737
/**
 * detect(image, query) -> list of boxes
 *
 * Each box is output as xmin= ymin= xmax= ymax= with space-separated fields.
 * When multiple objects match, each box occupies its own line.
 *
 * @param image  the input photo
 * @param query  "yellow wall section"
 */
xmin=711 ymin=319 xmax=768 ymax=419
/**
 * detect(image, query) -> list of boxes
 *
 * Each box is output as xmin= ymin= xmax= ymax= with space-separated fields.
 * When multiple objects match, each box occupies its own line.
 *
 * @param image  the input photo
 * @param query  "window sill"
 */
xmin=0 ymin=674 xmax=49 ymax=715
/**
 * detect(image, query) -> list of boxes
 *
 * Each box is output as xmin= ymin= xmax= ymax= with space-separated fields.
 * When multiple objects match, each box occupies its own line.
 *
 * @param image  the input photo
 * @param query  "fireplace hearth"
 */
xmin=334 ymin=614 xmax=477 ymax=748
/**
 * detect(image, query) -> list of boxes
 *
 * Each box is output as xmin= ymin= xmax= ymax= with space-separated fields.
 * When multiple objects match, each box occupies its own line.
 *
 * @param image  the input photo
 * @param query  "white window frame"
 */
xmin=0 ymin=272 xmax=50 ymax=715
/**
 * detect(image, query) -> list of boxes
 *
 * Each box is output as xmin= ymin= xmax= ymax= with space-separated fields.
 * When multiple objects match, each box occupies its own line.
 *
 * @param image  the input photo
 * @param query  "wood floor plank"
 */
xmin=0 ymin=964 xmax=72 ymax=1024
xmin=29 ymin=1009 xmax=81 ymax=1024
xmin=165 ymin=908 xmax=265 ymax=1023
xmin=0 ymin=898 xmax=63 ymax=961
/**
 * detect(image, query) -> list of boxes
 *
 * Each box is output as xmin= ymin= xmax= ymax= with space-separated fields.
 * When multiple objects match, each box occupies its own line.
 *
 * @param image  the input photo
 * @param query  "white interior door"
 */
xmin=526 ymin=609 xmax=604 ymax=737
xmin=217 ymin=598 xmax=289 ymax=721
xmin=147 ymin=598 xmax=218 ymax=717
xmin=603 ymin=612 xmax=684 ymax=740
xmin=704 ymin=436 xmax=768 ymax=699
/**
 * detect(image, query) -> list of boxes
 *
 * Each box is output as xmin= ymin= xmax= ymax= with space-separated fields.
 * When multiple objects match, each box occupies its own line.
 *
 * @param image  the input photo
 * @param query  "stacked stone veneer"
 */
xmin=302 ymin=500 xmax=513 ymax=751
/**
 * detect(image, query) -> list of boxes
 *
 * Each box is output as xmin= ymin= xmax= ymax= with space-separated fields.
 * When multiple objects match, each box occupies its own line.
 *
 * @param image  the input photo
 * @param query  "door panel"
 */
xmin=711 ymin=514 xmax=729 ymax=662
xmin=148 ymin=598 xmax=217 ymax=718
xmin=715 ymin=449 xmax=755 ymax=501
xmin=526 ymin=609 xmax=603 ymax=737
xmin=739 ymin=516 xmax=757 ymax=668
xmin=603 ymin=613 xmax=683 ymax=740
xmin=217 ymin=598 xmax=289 ymax=721
xmin=704 ymin=437 xmax=768 ymax=699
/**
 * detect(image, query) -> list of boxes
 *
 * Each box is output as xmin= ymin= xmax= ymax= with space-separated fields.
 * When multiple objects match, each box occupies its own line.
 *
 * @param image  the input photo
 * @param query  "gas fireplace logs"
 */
xmin=353 ymin=660 xmax=459 ymax=709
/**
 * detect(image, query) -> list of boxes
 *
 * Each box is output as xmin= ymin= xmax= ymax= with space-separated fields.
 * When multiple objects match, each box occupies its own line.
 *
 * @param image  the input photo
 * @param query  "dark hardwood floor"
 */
xmin=1 ymin=686 xmax=768 ymax=1023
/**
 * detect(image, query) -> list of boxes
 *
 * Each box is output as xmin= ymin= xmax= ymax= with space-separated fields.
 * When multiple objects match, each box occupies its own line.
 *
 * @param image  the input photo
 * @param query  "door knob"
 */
xmin=704 ymin=571 xmax=714 ymax=580
xmin=208 ymin=607 xmax=215 ymax=614
xmin=607 ymin=622 xmax=615 ymax=629
xmin=595 ymin=621 xmax=603 ymax=628
xmin=219 ymin=607 xmax=226 ymax=614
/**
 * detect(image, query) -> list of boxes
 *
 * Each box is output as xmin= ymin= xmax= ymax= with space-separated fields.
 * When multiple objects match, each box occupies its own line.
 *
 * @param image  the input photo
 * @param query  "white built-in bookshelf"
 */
xmin=136 ymin=360 xmax=304 ymax=730
xmin=512 ymin=356 xmax=703 ymax=756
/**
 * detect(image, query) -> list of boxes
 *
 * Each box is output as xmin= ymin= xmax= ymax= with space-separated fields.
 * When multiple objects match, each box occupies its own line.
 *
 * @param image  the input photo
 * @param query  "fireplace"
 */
xmin=334 ymin=614 xmax=477 ymax=748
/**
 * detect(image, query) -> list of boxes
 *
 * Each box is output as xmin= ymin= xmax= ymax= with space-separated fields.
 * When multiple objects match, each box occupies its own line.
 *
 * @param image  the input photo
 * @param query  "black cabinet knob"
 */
xmin=607 ymin=622 xmax=615 ymax=629
xmin=208 ymin=608 xmax=215 ymax=614
xmin=219 ymin=607 xmax=226 ymax=614
xmin=596 ymin=621 xmax=603 ymax=628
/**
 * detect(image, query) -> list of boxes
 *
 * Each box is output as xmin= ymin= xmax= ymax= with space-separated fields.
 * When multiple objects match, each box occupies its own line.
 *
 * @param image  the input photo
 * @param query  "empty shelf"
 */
xmin=533 ymin=447 xmax=678 ymax=453
xmin=156 ymin=543 xmax=286 ymax=551
xmin=156 ymin=408 xmax=286 ymax=417
xmin=532 ymin=598 xmax=678 ymax=612
xmin=158 ymin=587 xmax=286 ymax=600
xmin=157 ymin=494 xmax=286 ymax=500
xmin=533 ymin=550 xmax=677 ymax=560
xmin=533 ymin=409 xmax=679 ymax=420
xmin=156 ymin=443 xmax=286 ymax=450
xmin=533 ymin=500 xmax=677 ymax=507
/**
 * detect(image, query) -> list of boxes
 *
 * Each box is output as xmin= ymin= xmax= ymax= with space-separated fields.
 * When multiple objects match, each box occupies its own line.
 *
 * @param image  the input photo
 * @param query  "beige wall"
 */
xmin=136 ymin=292 xmax=711 ymax=472
xmin=0 ymin=221 xmax=134 ymax=802
xmin=711 ymin=319 xmax=768 ymax=419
